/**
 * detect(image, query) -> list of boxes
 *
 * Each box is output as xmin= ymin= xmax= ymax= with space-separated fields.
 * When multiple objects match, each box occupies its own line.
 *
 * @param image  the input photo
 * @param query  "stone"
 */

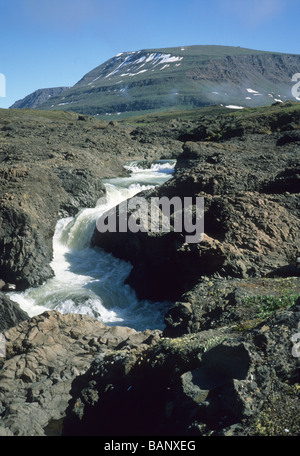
xmin=0 ymin=293 xmax=29 ymax=332
xmin=0 ymin=310 xmax=161 ymax=436
xmin=62 ymin=302 xmax=300 ymax=436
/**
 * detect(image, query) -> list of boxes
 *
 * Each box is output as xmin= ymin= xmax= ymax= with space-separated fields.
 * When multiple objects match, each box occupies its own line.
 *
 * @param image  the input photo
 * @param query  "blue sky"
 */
xmin=0 ymin=0 xmax=299 ymax=108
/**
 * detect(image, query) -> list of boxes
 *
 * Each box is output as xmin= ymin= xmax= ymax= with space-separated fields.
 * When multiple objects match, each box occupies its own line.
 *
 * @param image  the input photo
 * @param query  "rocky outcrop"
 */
xmin=0 ymin=310 xmax=161 ymax=436
xmin=92 ymin=104 xmax=300 ymax=301
xmin=62 ymin=300 xmax=300 ymax=436
xmin=0 ymin=295 xmax=298 ymax=436
xmin=0 ymin=293 xmax=29 ymax=332
xmin=164 ymin=276 xmax=300 ymax=337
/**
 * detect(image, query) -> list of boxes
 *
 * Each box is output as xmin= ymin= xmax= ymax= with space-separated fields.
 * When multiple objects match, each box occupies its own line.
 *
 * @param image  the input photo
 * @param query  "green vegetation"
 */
xmin=244 ymin=292 xmax=299 ymax=319
xmin=142 ymin=45 xmax=283 ymax=58
xmin=159 ymin=333 xmax=227 ymax=355
xmin=7 ymin=99 xmax=299 ymax=129
xmin=1 ymin=108 xmax=87 ymax=123
xmin=231 ymin=277 xmax=300 ymax=333
xmin=119 ymin=100 xmax=300 ymax=127
xmin=241 ymin=276 xmax=300 ymax=322
xmin=118 ymin=105 xmax=230 ymax=124
xmin=0 ymin=108 xmax=109 ymax=133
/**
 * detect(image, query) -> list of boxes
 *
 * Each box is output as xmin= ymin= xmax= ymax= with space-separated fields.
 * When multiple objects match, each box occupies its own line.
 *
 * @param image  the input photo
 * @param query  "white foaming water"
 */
xmin=9 ymin=160 xmax=176 ymax=331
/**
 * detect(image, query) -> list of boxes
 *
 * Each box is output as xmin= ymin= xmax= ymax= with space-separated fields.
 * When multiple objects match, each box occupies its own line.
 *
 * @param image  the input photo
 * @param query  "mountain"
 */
xmin=11 ymin=45 xmax=300 ymax=118
xmin=10 ymin=87 xmax=69 ymax=109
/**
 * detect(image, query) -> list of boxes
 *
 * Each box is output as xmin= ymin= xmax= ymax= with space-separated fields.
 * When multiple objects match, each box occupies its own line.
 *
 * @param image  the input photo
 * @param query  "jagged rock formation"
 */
xmin=0 ymin=293 xmax=28 ymax=332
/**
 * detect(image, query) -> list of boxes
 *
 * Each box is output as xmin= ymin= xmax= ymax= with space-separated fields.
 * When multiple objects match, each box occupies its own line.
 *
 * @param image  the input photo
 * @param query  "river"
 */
xmin=9 ymin=160 xmax=176 ymax=331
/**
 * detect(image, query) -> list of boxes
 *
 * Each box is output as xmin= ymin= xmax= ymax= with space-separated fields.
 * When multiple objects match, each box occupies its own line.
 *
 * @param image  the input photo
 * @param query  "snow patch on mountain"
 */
xmin=226 ymin=105 xmax=245 ymax=109
xmin=103 ymin=52 xmax=183 ymax=80
xmin=120 ymin=69 xmax=148 ymax=77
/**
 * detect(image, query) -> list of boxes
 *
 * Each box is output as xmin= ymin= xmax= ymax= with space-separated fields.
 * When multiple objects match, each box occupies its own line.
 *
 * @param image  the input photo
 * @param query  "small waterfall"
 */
xmin=9 ymin=160 xmax=176 ymax=331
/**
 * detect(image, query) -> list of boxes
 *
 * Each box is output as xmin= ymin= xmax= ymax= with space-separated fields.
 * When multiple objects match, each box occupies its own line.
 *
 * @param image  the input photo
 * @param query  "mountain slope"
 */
xmin=11 ymin=87 xmax=69 ymax=109
xmin=12 ymin=45 xmax=300 ymax=118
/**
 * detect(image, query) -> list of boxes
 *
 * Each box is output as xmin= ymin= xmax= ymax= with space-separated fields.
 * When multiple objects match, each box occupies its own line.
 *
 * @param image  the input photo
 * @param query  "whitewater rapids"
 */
xmin=9 ymin=160 xmax=176 ymax=331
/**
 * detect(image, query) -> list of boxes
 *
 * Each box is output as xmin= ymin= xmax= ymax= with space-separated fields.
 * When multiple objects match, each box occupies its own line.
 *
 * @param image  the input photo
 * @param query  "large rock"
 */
xmin=0 ymin=293 xmax=29 ymax=332
xmin=164 ymin=276 xmax=300 ymax=336
xmin=0 ymin=310 xmax=161 ymax=436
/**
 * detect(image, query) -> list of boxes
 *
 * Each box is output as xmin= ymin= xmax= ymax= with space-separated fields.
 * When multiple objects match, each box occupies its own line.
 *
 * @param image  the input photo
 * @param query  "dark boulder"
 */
xmin=0 ymin=293 xmax=29 ymax=332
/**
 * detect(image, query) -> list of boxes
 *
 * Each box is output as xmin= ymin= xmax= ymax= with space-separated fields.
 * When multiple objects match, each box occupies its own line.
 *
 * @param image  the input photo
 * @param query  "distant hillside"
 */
xmin=11 ymin=45 xmax=300 ymax=118
xmin=10 ymin=87 xmax=69 ymax=109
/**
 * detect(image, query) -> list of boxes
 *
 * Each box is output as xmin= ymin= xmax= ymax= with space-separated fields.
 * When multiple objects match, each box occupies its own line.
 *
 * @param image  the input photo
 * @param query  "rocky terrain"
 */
xmin=0 ymin=108 xmax=181 ymax=291
xmin=92 ymin=102 xmax=300 ymax=301
xmin=0 ymin=310 xmax=162 ymax=436
xmin=62 ymin=297 xmax=300 ymax=437
xmin=0 ymin=101 xmax=299 ymax=436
